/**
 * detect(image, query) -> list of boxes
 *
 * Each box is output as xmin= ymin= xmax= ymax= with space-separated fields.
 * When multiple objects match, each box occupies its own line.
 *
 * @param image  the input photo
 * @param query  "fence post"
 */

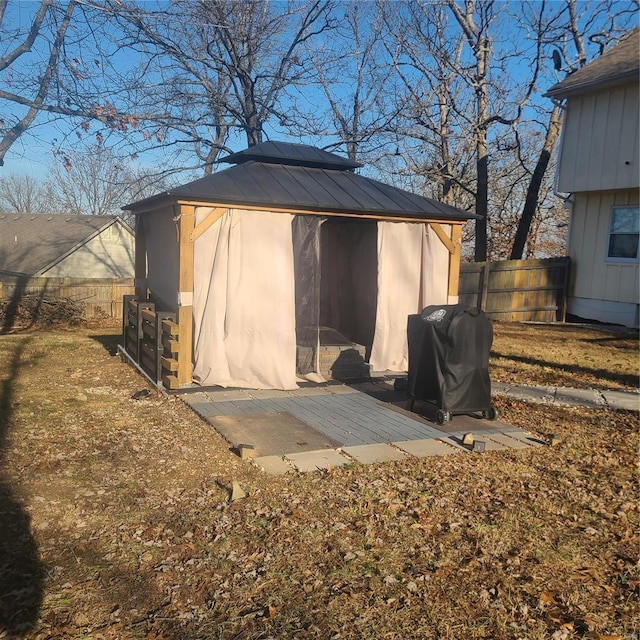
xmin=479 ymin=262 xmax=490 ymax=311
xmin=559 ymin=256 xmax=571 ymax=322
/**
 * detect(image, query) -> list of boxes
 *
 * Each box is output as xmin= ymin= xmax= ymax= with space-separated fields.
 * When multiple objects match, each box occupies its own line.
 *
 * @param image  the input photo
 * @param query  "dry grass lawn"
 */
xmin=0 ymin=321 xmax=637 ymax=640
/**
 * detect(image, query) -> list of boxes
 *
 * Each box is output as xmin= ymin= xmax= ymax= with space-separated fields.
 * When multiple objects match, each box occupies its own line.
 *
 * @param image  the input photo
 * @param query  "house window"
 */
xmin=607 ymin=205 xmax=639 ymax=261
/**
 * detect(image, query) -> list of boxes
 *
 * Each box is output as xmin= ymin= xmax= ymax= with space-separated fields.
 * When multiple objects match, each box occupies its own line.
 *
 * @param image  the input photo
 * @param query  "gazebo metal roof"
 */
xmin=125 ymin=142 xmax=476 ymax=222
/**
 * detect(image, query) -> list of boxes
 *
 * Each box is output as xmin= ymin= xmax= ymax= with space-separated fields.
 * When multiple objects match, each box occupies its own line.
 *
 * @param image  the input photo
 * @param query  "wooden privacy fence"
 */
xmin=0 ymin=275 xmax=135 ymax=319
xmin=458 ymin=257 xmax=571 ymax=322
xmin=122 ymin=296 xmax=181 ymax=389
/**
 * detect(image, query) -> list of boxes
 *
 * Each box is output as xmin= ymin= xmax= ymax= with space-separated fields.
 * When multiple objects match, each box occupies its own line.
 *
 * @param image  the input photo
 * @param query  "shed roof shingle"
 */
xmin=0 ymin=214 xmax=125 ymax=276
xmin=545 ymin=27 xmax=640 ymax=99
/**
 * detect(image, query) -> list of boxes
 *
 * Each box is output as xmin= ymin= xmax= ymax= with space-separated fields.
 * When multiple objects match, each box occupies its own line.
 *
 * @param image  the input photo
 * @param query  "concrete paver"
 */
xmin=178 ymin=377 xmax=637 ymax=474
xmin=327 ymin=385 xmax=359 ymax=395
xmin=285 ymin=449 xmax=351 ymax=472
xmin=204 ymin=389 xmax=254 ymax=402
xmin=341 ymin=443 xmax=408 ymax=464
xmin=253 ymin=455 xmax=293 ymax=475
xmin=493 ymin=383 xmax=640 ymax=411
xmin=244 ymin=389 xmax=293 ymax=399
xmin=393 ymin=438 xmax=464 ymax=457
xmin=500 ymin=430 xmax=546 ymax=447
xmin=493 ymin=383 xmax=554 ymax=402
xmin=553 ymin=387 xmax=604 ymax=408
xmin=438 ymin=435 xmax=509 ymax=452
xmin=601 ymin=389 xmax=639 ymax=411
xmin=483 ymin=432 xmax=532 ymax=450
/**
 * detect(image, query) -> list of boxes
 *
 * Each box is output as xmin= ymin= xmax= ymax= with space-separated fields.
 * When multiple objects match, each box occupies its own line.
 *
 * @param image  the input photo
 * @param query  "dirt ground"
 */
xmin=0 ymin=322 xmax=638 ymax=640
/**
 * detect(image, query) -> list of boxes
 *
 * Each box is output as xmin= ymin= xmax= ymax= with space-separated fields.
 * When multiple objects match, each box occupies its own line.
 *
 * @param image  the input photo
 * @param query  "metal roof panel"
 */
xmin=125 ymin=150 xmax=476 ymax=222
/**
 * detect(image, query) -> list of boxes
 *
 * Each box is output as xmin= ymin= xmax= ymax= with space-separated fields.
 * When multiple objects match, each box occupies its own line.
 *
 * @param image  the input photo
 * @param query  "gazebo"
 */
xmin=123 ymin=142 xmax=476 ymax=390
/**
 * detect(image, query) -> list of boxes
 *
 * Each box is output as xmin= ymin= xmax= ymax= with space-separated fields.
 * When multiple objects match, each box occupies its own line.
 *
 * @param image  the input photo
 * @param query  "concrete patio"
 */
xmin=179 ymin=379 xmax=551 ymax=474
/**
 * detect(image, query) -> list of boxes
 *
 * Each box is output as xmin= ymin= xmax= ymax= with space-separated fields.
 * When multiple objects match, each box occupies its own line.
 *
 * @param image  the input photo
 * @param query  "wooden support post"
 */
xmin=134 ymin=213 xmax=147 ymax=300
xmin=480 ymin=262 xmax=490 ymax=311
xmin=447 ymin=224 xmax=463 ymax=301
xmin=191 ymin=207 xmax=228 ymax=242
xmin=559 ymin=256 xmax=570 ymax=322
xmin=177 ymin=205 xmax=195 ymax=387
xmin=429 ymin=222 xmax=456 ymax=253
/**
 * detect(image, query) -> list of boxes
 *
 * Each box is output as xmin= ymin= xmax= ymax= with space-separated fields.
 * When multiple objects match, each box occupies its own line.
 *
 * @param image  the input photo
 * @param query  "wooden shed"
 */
xmin=123 ymin=142 xmax=476 ymax=390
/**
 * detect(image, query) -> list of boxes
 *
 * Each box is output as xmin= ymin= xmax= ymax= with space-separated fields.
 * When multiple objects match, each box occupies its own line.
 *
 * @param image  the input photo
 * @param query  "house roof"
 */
xmin=125 ymin=142 xmax=476 ymax=222
xmin=545 ymin=27 xmax=640 ymax=99
xmin=0 ymin=213 xmax=130 ymax=276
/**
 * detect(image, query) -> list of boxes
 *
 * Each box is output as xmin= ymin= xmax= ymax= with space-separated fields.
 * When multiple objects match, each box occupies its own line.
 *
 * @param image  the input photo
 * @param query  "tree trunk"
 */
xmin=509 ymin=104 xmax=562 ymax=259
xmin=474 ymin=34 xmax=490 ymax=262
xmin=475 ymin=145 xmax=488 ymax=261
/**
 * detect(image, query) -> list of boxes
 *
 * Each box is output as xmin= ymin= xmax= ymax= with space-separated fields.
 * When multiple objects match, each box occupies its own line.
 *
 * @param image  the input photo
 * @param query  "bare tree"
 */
xmin=0 ymin=173 xmax=52 ymax=214
xmin=0 ymin=0 xmax=164 ymax=171
xmin=379 ymin=1 xmax=472 ymax=206
xmin=380 ymin=0 xmax=636 ymax=261
xmin=295 ymin=2 xmax=396 ymax=164
xmin=104 ymin=0 xmax=335 ymax=173
xmin=447 ymin=0 xmax=504 ymax=262
xmin=45 ymin=143 xmax=170 ymax=217
xmin=0 ymin=0 xmax=76 ymax=166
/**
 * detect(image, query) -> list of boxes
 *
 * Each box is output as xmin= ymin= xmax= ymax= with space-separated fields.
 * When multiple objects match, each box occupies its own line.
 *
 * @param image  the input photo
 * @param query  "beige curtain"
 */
xmin=369 ymin=222 xmax=450 ymax=372
xmin=192 ymin=208 xmax=298 ymax=390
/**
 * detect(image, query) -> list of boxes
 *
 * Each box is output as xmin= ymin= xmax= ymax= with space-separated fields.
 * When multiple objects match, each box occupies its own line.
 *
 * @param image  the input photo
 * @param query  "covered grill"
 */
xmin=407 ymin=304 xmax=497 ymax=424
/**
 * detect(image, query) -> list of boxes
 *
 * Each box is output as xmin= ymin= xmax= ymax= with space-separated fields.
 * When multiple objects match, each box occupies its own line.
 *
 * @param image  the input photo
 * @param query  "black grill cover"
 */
xmin=407 ymin=304 xmax=493 ymax=412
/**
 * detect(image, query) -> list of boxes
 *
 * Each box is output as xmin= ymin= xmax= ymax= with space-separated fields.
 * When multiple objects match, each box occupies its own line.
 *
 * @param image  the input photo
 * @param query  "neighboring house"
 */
xmin=0 ymin=213 xmax=134 ymax=278
xmin=545 ymin=28 xmax=639 ymax=328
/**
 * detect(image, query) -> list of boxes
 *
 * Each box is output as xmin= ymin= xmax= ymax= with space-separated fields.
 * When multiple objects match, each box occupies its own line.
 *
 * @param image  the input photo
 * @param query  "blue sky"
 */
xmin=1 ymin=0 xmax=638 ymax=183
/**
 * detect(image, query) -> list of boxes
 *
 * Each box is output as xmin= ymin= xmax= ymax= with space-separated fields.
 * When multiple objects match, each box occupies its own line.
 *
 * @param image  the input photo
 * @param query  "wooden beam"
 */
xmin=428 ymin=222 xmax=456 ymax=254
xmin=176 ymin=199 xmax=472 ymax=227
xmin=161 ymin=356 xmax=179 ymax=372
xmin=162 ymin=374 xmax=179 ymax=390
xmin=448 ymin=224 xmax=463 ymax=299
xmin=191 ymin=207 xmax=228 ymax=242
xmin=176 ymin=204 xmax=195 ymax=387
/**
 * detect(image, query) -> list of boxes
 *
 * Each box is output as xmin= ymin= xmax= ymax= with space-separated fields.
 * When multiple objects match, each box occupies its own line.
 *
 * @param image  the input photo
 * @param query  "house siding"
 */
xmin=557 ymin=84 xmax=639 ymax=193
xmin=567 ymin=189 xmax=639 ymax=326
xmin=43 ymin=224 xmax=135 ymax=278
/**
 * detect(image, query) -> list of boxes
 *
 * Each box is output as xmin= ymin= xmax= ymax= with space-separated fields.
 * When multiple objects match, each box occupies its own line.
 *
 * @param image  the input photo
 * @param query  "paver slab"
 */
xmin=393 ymin=438 xmax=464 ymax=457
xmin=483 ymin=432 xmax=532 ymax=449
xmin=327 ymin=385 xmax=359 ymax=395
xmin=253 ymin=455 xmax=293 ymax=475
xmin=501 ymin=430 xmax=546 ymax=447
xmin=207 ymin=411 xmax=342 ymax=457
xmin=291 ymin=386 xmax=335 ymax=397
xmin=600 ymin=390 xmax=639 ymax=411
xmin=341 ymin=443 xmax=408 ymax=464
xmin=434 ymin=415 xmax=510 ymax=434
xmin=554 ymin=388 xmax=601 ymax=407
xmin=493 ymin=384 xmax=554 ymax=402
xmin=246 ymin=389 xmax=293 ymax=399
xmin=204 ymin=389 xmax=254 ymax=402
xmin=438 ymin=435 xmax=509 ymax=451
xmin=285 ymin=449 xmax=350 ymax=472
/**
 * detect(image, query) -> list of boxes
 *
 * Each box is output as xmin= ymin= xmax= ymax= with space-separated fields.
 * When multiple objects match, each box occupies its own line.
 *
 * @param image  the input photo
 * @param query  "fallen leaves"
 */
xmin=0 ymin=325 xmax=638 ymax=639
